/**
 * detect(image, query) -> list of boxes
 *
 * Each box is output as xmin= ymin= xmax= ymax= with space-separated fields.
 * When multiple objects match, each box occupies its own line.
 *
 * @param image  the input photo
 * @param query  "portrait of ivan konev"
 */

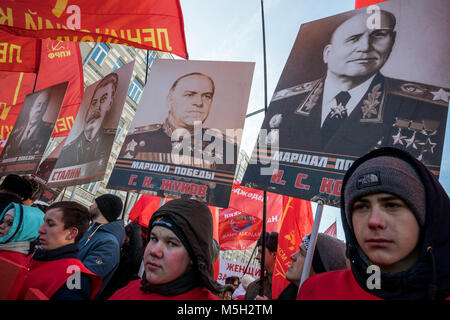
xmin=261 ymin=0 xmax=449 ymax=168
xmin=120 ymin=71 xmax=239 ymax=172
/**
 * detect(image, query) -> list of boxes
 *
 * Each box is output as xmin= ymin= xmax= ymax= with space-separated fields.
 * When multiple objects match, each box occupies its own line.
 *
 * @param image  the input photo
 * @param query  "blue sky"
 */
xmin=179 ymin=0 xmax=450 ymax=240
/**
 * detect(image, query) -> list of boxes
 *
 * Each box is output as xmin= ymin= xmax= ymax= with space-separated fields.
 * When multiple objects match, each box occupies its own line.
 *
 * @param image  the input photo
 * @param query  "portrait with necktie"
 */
xmin=259 ymin=6 xmax=448 ymax=162
xmin=243 ymin=0 xmax=449 ymax=204
xmin=2 ymin=89 xmax=54 ymax=159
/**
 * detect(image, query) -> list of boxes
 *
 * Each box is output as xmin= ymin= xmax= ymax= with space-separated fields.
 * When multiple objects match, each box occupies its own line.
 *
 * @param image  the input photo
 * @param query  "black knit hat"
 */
xmin=302 ymin=233 xmax=347 ymax=273
xmin=94 ymin=194 xmax=123 ymax=222
xmin=344 ymin=155 xmax=425 ymax=227
xmin=149 ymin=215 xmax=195 ymax=260
xmin=148 ymin=198 xmax=221 ymax=294
xmin=0 ymin=174 xmax=32 ymax=200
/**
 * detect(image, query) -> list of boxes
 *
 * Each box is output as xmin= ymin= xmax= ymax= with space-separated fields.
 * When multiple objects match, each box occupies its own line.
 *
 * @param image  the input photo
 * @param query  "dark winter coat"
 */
xmin=78 ymin=220 xmax=125 ymax=299
xmin=299 ymin=147 xmax=450 ymax=300
xmin=99 ymin=221 xmax=143 ymax=299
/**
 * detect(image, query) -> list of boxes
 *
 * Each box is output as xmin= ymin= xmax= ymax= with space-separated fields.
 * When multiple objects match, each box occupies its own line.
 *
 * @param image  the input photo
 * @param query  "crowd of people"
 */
xmin=0 ymin=146 xmax=449 ymax=300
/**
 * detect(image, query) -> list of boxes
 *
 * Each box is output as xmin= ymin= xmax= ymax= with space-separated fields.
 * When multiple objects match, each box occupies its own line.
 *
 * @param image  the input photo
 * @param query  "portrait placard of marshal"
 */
xmin=109 ymin=60 xmax=254 ymax=208
xmin=243 ymin=0 xmax=450 ymax=205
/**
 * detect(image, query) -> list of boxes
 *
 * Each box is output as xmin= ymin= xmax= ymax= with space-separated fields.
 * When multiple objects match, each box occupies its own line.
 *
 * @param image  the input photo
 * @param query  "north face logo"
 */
xmin=357 ymin=172 xmax=381 ymax=189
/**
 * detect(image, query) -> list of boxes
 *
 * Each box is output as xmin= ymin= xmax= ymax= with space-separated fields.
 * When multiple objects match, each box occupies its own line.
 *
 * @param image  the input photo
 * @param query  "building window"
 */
xmin=147 ymin=51 xmax=157 ymax=68
xmin=91 ymin=43 xmax=110 ymax=65
xmin=81 ymin=181 xmax=100 ymax=194
xmin=128 ymin=78 xmax=144 ymax=102
xmin=112 ymin=58 xmax=124 ymax=72
xmin=115 ymin=119 xmax=125 ymax=141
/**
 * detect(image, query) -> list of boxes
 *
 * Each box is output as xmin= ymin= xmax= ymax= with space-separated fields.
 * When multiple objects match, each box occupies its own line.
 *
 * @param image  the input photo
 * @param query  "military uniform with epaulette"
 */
xmin=118 ymin=118 xmax=239 ymax=206
xmin=262 ymin=72 xmax=449 ymax=167
xmin=119 ymin=118 xmax=239 ymax=172
xmin=56 ymin=128 xmax=115 ymax=168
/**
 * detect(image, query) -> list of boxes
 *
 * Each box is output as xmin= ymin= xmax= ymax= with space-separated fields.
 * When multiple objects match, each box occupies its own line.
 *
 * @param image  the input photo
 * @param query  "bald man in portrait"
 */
xmin=262 ymin=9 xmax=449 ymax=166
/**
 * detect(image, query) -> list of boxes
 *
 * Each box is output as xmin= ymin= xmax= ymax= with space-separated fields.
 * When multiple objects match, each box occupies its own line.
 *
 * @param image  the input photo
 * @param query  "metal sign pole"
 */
xmin=298 ymin=200 xmax=324 ymax=295
xmin=258 ymin=0 xmax=269 ymax=297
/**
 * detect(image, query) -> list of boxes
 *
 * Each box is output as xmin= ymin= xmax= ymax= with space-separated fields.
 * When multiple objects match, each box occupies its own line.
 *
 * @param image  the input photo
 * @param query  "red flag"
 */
xmin=34 ymin=40 xmax=84 ymax=137
xmin=228 ymin=182 xmax=284 ymax=232
xmin=0 ymin=30 xmax=40 ymax=73
xmin=218 ymin=207 xmax=263 ymax=251
xmin=0 ymin=0 xmax=188 ymax=59
xmin=128 ymin=195 xmax=168 ymax=228
xmin=324 ymin=221 xmax=337 ymax=238
xmin=0 ymin=71 xmax=37 ymax=153
xmin=209 ymin=205 xmax=220 ymax=280
xmin=355 ymin=0 xmax=388 ymax=9
xmin=272 ymin=197 xmax=313 ymax=299
xmin=217 ymin=183 xmax=285 ymax=250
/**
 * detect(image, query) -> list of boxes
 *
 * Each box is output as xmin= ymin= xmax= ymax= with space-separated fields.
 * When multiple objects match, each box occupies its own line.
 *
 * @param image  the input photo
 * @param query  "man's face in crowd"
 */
xmin=323 ymin=11 xmax=396 ymax=81
xmin=223 ymin=290 xmax=233 ymax=300
xmin=351 ymin=192 xmax=420 ymax=274
xmin=29 ymin=91 xmax=50 ymax=127
xmin=255 ymin=245 xmax=277 ymax=274
xmin=88 ymin=202 xmax=101 ymax=221
xmin=144 ymin=226 xmax=192 ymax=285
xmin=38 ymin=208 xmax=77 ymax=251
xmin=84 ymin=83 xmax=114 ymax=137
xmin=285 ymin=243 xmax=311 ymax=286
xmin=168 ymin=74 xmax=214 ymax=129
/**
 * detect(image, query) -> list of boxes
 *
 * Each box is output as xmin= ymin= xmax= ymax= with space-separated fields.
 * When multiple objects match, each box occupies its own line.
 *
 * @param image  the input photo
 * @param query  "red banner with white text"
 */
xmin=0 ymin=0 xmax=188 ymax=58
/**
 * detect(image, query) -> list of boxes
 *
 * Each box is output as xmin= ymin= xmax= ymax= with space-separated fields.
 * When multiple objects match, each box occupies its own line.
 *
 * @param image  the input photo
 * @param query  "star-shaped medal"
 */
xmin=125 ymin=139 xmax=138 ymax=153
xmin=431 ymin=88 xmax=450 ymax=103
xmin=404 ymin=131 xmax=418 ymax=149
xmin=392 ymin=128 xmax=406 ymax=145
xmin=418 ymin=138 xmax=437 ymax=154
xmin=329 ymin=104 xmax=348 ymax=119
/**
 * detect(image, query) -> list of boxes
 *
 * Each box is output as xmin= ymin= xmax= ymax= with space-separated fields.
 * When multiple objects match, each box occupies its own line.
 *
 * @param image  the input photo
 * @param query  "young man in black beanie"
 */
xmin=78 ymin=194 xmax=125 ymax=299
xmin=298 ymin=147 xmax=450 ymax=300
xmin=244 ymin=231 xmax=279 ymax=300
